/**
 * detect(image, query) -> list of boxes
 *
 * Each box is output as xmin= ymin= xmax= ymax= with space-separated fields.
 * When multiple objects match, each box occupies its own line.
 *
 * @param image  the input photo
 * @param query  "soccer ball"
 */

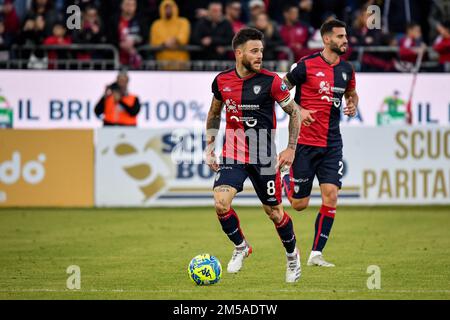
xmin=188 ymin=254 xmax=222 ymax=285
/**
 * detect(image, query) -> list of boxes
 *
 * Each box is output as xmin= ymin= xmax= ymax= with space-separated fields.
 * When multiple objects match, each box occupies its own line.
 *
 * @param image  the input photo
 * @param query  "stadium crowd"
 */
xmin=0 ymin=0 xmax=449 ymax=71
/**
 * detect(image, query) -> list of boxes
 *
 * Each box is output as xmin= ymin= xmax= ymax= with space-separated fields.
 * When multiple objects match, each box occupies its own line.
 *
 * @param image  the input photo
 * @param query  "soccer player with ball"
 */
xmin=204 ymin=28 xmax=315 ymax=283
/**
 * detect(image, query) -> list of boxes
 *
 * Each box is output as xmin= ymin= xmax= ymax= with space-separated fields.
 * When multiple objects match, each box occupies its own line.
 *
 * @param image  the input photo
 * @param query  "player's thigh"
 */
xmin=213 ymin=164 xmax=247 ymax=214
xmin=290 ymin=145 xmax=318 ymax=201
xmin=316 ymin=146 xmax=343 ymax=206
xmin=247 ymin=164 xmax=282 ymax=207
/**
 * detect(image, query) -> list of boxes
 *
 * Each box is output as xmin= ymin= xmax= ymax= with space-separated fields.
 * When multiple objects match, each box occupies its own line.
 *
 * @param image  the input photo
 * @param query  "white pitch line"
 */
xmin=1 ymin=289 xmax=449 ymax=294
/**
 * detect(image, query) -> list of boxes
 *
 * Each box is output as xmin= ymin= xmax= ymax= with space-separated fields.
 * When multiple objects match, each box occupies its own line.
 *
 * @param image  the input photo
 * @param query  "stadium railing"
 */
xmin=349 ymin=46 xmax=441 ymax=72
xmin=136 ymin=45 xmax=294 ymax=72
xmin=7 ymin=44 xmax=120 ymax=70
xmin=0 ymin=44 xmax=444 ymax=72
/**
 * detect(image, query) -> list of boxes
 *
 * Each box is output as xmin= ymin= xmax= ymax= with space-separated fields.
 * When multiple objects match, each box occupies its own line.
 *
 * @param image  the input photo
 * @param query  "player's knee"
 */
xmin=214 ymin=199 xmax=231 ymax=216
xmin=291 ymin=198 xmax=309 ymax=212
xmin=322 ymin=190 xmax=338 ymax=207
xmin=265 ymin=206 xmax=283 ymax=222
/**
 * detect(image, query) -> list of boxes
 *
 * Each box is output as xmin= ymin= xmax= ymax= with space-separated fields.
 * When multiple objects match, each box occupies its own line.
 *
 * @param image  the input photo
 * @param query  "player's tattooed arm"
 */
xmin=278 ymin=100 xmax=302 ymax=170
xmin=282 ymin=76 xmax=295 ymax=90
xmin=281 ymin=100 xmax=301 ymax=150
xmin=344 ymin=89 xmax=359 ymax=117
xmin=205 ymin=96 xmax=224 ymax=172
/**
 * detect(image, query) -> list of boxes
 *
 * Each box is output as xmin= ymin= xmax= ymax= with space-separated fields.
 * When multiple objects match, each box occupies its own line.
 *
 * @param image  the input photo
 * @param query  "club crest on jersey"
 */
xmin=253 ymin=85 xmax=261 ymax=95
xmin=342 ymin=72 xmax=347 ymax=81
xmin=294 ymin=185 xmax=299 ymax=193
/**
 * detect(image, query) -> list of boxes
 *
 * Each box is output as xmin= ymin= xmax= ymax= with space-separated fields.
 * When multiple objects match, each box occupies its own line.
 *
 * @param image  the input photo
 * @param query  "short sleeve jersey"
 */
xmin=212 ymin=68 xmax=291 ymax=164
xmin=286 ymin=52 xmax=356 ymax=147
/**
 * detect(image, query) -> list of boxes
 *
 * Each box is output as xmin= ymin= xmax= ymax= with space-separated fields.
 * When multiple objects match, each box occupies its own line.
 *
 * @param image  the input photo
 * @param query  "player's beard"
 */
xmin=330 ymin=41 xmax=347 ymax=56
xmin=242 ymin=56 xmax=261 ymax=73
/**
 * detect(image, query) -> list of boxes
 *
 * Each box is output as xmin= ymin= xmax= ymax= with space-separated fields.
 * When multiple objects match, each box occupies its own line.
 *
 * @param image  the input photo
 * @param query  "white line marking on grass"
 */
xmin=1 ymin=289 xmax=449 ymax=294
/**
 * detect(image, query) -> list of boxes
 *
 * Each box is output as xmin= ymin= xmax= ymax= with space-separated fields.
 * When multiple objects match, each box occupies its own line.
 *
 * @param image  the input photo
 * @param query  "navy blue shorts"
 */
xmin=289 ymin=144 xmax=343 ymax=199
xmin=213 ymin=163 xmax=282 ymax=206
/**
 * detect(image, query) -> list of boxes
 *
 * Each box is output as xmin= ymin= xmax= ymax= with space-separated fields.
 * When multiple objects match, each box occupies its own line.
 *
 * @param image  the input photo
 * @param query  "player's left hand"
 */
xmin=344 ymin=96 xmax=357 ymax=117
xmin=277 ymin=148 xmax=295 ymax=171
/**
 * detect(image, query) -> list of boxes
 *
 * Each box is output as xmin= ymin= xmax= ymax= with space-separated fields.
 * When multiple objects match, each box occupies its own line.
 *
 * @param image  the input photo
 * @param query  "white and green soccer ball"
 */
xmin=188 ymin=253 xmax=222 ymax=285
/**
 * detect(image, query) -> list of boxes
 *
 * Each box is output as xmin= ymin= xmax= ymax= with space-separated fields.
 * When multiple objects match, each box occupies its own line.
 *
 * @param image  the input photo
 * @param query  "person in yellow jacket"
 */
xmin=150 ymin=0 xmax=191 ymax=69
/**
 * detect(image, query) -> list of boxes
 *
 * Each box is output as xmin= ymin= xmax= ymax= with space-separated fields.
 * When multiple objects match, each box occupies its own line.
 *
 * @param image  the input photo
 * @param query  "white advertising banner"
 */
xmin=0 ymin=71 xmax=449 ymax=128
xmin=95 ymin=127 xmax=450 ymax=207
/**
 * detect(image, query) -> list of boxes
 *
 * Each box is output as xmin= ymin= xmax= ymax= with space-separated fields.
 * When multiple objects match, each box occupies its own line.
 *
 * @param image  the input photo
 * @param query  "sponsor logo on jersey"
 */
xmin=225 ymin=99 xmax=238 ymax=113
xmin=318 ymin=81 xmax=331 ymax=95
xmin=280 ymin=83 xmax=288 ymax=91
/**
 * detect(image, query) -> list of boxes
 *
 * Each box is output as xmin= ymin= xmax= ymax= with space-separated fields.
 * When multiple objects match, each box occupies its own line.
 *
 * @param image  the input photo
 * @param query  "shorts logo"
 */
xmin=294 ymin=185 xmax=299 ymax=193
xmin=267 ymin=197 xmax=277 ymax=202
xmin=253 ymin=85 xmax=261 ymax=95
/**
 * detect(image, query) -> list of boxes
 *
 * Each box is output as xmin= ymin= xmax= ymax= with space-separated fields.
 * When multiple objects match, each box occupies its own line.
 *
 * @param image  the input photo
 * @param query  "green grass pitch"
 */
xmin=0 ymin=206 xmax=449 ymax=300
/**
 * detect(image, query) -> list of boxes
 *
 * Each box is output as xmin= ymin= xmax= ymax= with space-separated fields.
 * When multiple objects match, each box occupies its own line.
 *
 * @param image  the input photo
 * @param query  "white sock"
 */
xmin=236 ymin=240 xmax=246 ymax=248
xmin=309 ymin=250 xmax=322 ymax=259
xmin=286 ymin=248 xmax=298 ymax=258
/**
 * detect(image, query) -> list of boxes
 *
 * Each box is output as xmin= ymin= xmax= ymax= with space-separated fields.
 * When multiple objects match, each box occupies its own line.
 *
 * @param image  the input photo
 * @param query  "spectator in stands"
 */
xmin=12 ymin=0 xmax=29 ymax=22
xmin=280 ymin=4 xmax=312 ymax=61
xmin=175 ymin=0 xmax=210 ymax=23
xmin=191 ymin=1 xmax=234 ymax=60
xmin=433 ymin=20 xmax=450 ymax=71
xmin=349 ymin=5 xmax=382 ymax=47
xmin=107 ymin=0 xmax=146 ymax=69
xmin=399 ymin=22 xmax=426 ymax=64
xmin=254 ymin=12 xmax=284 ymax=61
xmin=16 ymin=14 xmax=47 ymax=68
xmin=26 ymin=0 xmax=61 ymax=36
xmin=0 ymin=18 xmax=11 ymax=62
xmin=0 ymin=0 xmax=20 ymax=41
xmin=72 ymin=5 xmax=106 ymax=61
xmin=248 ymin=0 xmax=269 ymax=28
xmin=310 ymin=0 xmax=346 ymax=29
xmin=429 ymin=0 xmax=450 ymax=41
xmin=225 ymin=0 xmax=245 ymax=35
xmin=150 ymin=0 xmax=190 ymax=70
xmin=348 ymin=5 xmax=394 ymax=71
xmin=299 ymin=0 xmax=313 ymax=26
xmin=307 ymin=12 xmax=336 ymax=49
xmin=95 ymin=70 xmax=141 ymax=127
xmin=383 ymin=0 xmax=427 ymax=37
xmin=43 ymin=21 xmax=72 ymax=69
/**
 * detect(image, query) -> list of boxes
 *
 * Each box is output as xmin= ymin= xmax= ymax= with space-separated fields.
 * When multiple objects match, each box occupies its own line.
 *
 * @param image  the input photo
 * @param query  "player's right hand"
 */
xmin=204 ymin=145 xmax=219 ymax=172
xmin=300 ymin=109 xmax=316 ymax=126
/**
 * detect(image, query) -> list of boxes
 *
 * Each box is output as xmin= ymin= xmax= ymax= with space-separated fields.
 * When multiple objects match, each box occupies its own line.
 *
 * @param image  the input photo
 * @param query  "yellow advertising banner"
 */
xmin=0 ymin=130 xmax=94 ymax=207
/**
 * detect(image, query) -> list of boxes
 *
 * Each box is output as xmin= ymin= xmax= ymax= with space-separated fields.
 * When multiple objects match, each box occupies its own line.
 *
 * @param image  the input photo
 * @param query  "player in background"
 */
xmin=204 ymin=28 xmax=315 ymax=282
xmin=282 ymin=19 xmax=358 ymax=267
